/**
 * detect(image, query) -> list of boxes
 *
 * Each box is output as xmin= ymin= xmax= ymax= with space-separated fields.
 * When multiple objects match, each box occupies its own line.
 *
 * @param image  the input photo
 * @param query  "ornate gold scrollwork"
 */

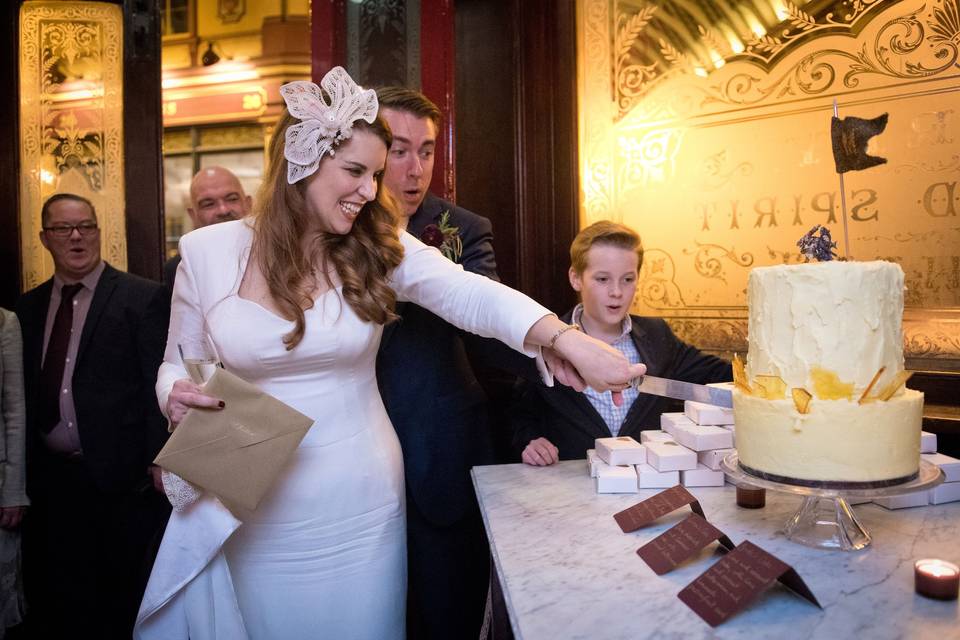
xmin=580 ymin=0 xmax=960 ymax=368
xmin=683 ymin=243 xmax=755 ymax=285
xmin=20 ymin=2 xmax=125 ymax=290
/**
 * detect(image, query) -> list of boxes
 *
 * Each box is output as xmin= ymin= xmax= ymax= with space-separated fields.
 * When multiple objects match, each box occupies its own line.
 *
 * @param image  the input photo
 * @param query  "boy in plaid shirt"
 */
xmin=511 ymin=221 xmax=731 ymax=465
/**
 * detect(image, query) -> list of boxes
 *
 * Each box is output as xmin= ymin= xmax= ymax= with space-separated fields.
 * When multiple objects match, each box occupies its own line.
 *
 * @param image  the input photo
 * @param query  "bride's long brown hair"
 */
xmin=253 ymin=109 xmax=405 ymax=349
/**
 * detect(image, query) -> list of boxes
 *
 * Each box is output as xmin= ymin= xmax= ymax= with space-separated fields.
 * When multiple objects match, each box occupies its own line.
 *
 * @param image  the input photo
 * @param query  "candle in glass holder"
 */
xmin=914 ymin=559 xmax=960 ymax=600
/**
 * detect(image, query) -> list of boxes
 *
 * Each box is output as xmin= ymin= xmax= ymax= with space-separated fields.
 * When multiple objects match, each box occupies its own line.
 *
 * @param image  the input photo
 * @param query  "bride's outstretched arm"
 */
xmin=391 ymin=232 xmax=645 ymax=395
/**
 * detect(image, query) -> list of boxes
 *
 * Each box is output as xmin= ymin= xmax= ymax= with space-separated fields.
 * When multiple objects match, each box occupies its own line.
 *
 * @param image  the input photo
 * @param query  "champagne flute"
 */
xmin=178 ymin=333 xmax=223 ymax=384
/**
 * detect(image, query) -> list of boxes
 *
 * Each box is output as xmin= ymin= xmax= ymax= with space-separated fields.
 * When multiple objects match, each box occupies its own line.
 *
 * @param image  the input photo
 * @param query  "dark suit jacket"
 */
xmin=378 ymin=194 xmax=509 ymax=527
xmin=510 ymin=310 xmax=732 ymax=461
xmin=162 ymin=254 xmax=181 ymax=301
xmin=16 ymin=263 xmax=170 ymax=494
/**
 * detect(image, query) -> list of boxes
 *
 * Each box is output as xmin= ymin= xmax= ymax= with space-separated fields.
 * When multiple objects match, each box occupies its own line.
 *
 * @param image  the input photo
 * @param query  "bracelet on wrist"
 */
xmin=547 ymin=323 xmax=580 ymax=350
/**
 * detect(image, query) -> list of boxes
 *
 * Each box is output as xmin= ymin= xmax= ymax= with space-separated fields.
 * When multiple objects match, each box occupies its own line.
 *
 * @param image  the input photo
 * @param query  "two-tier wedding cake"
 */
xmin=733 ymin=260 xmax=923 ymax=486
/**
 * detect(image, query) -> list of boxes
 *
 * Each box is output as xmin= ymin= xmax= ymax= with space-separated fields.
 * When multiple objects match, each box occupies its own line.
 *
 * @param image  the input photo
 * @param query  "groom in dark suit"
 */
xmin=375 ymin=87 xmax=504 ymax=640
xmin=15 ymin=193 xmax=170 ymax=639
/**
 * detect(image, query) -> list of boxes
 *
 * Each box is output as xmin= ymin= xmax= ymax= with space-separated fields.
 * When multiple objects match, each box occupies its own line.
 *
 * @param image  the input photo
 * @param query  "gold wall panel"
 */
xmin=19 ymin=1 xmax=126 ymax=291
xmin=578 ymin=0 xmax=960 ymax=370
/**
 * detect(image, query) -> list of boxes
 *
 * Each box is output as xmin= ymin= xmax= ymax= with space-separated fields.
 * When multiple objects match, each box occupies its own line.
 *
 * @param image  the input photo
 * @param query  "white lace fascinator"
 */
xmin=280 ymin=67 xmax=379 ymax=184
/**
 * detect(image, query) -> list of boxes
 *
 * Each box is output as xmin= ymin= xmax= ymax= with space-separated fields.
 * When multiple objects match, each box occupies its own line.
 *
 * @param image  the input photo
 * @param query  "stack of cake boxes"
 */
xmin=873 ymin=431 xmax=960 ymax=508
xmin=589 ymin=389 xmax=735 ymax=493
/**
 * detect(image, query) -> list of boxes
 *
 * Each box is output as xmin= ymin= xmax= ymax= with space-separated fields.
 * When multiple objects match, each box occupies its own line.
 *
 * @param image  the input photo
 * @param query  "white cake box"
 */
xmin=929 ymin=482 xmax=960 ymax=505
xmin=645 ymin=441 xmax=697 ymax=472
xmin=640 ymin=430 xmax=675 ymax=444
xmin=920 ymin=431 xmax=937 ymax=454
xmin=684 ymin=400 xmax=734 ymax=426
xmin=595 ymin=436 xmax=646 ymax=466
xmin=660 ymin=412 xmax=695 ymax=431
xmin=586 ymin=449 xmax=600 ymax=478
xmin=697 ymin=448 xmax=736 ymax=471
xmin=718 ymin=424 xmax=736 ymax=447
xmin=662 ymin=419 xmax=734 ymax=452
xmin=636 ymin=463 xmax=680 ymax=489
xmin=873 ymin=491 xmax=929 ymax=510
xmin=595 ymin=462 xmax=638 ymax=493
xmin=681 ymin=463 xmax=725 ymax=487
xmin=922 ymin=452 xmax=960 ymax=483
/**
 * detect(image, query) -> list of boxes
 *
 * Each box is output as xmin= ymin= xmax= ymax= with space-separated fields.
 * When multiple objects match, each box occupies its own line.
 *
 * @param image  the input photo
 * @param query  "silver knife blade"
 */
xmin=631 ymin=375 xmax=733 ymax=408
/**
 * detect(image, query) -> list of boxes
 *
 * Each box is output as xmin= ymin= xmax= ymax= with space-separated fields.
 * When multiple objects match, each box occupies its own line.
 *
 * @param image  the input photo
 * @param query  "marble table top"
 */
xmin=472 ymin=460 xmax=960 ymax=640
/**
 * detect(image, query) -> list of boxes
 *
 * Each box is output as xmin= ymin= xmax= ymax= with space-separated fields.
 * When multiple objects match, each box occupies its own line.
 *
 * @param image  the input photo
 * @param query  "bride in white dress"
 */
xmin=135 ymin=68 xmax=645 ymax=640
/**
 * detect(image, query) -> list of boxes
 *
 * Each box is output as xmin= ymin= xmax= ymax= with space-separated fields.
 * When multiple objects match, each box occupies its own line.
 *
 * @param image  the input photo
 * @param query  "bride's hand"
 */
xmin=166 ymin=378 xmax=225 ymax=429
xmin=542 ymin=347 xmax=586 ymax=391
xmin=549 ymin=330 xmax=646 ymax=404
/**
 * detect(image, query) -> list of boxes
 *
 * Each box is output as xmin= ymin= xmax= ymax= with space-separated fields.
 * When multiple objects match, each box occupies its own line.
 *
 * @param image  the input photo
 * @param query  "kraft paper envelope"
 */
xmin=154 ymin=368 xmax=313 ymax=515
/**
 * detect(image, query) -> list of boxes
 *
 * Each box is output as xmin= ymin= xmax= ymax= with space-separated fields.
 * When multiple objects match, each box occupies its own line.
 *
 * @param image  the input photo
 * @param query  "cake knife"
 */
xmin=630 ymin=375 xmax=733 ymax=408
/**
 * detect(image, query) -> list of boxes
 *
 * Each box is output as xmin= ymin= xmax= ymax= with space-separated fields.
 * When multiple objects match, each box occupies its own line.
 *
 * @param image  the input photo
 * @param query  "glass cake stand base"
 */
xmin=721 ymin=453 xmax=944 ymax=551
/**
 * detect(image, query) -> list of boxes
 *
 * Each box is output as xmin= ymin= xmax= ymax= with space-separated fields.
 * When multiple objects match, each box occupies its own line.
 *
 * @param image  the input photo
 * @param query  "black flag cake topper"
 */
xmin=831 ymin=113 xmax=888 ymax=173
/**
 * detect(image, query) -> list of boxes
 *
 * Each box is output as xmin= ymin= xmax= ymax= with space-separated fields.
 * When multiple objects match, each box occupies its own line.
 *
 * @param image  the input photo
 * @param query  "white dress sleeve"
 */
xmin=156 ymin=237 xmax=208 ymax=506
xmin=156 ymin=236 xmax=203 ymax=422
xmin=390 ymin=231 xmax=553 ymax=357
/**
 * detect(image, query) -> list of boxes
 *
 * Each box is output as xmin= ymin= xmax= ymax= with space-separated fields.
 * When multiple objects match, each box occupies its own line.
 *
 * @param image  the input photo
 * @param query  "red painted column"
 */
xmin=311 ymin=0 xmax=346 ymax=83
xmin=420 ymin=0 xmax=456 ymax=201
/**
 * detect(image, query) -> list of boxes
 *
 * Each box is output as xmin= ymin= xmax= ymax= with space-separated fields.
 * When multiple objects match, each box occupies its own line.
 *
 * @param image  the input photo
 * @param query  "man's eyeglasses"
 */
xmin=42 ymin=222 xmax=99 ymax=238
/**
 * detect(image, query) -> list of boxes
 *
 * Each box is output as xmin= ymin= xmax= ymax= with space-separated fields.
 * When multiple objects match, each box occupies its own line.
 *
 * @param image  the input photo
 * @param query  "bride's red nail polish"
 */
xmin=218 ymin=401 xmax=226 ymax=408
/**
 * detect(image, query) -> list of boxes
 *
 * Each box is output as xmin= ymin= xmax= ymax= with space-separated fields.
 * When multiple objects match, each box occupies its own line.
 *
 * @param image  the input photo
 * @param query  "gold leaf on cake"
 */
xmin=810 ymin=367 xmax=855 ymax=401
xmin=858 ymin=366 xmax=886 ymax=404
xmin=732 ymin=354 xmax=752 ymax=393
xmin=753 ymin=375 xmax=787 ymax=400
xmin=792 ymin=388 xmax=812 ymax=414
xmin=876 ymin=370 xmax=915 ymax=401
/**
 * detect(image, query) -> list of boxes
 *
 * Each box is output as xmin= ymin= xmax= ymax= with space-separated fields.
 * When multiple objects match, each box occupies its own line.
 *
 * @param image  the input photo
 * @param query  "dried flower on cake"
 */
xmin=797 ymin=225 xmax=837 ymax=262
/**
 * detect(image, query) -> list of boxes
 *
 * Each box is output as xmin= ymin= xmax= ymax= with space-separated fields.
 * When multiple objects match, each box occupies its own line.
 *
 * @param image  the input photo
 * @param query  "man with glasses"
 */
xmin=163 ymin=166 xmax=252 ymax=298
xmin=15 ymin=193 xmax=170 ymax=639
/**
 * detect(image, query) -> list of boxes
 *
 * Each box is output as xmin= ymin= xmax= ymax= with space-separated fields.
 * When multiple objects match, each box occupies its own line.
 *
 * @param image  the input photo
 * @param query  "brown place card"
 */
xmin=614 ymin=485 xmax=705 ymax=533
xmin=678 ymin=540 xmax=820 ymax=627
xmin=637 ymin=513 xmax=735 ymax=575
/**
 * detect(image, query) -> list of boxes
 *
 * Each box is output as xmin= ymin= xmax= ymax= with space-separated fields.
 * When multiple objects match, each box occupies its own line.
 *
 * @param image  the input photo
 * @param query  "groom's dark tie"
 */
xmin=38 ymin=283 xmax=83 ymax=433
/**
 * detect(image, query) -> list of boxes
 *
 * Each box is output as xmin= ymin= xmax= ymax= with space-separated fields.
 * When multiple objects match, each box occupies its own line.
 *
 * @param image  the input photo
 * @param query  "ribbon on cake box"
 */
xmin=613 ymin=485 xmax=705 ymax=533
xmin=678 ymin=540 xmax=821 ymax=627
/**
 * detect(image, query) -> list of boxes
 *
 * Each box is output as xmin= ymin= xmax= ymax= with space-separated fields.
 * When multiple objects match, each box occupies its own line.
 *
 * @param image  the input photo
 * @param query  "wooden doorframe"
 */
xmin=122 ymin=0 xmax=165 ymax=281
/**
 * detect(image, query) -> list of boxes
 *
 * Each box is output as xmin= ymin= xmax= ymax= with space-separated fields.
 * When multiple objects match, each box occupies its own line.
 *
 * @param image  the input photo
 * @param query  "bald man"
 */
xmin=163 ymin=166 xmax=253 ymax=296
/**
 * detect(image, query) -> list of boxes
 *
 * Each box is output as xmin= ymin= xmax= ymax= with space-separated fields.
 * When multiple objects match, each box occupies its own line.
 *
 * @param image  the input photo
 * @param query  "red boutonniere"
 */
xmin=419 ymin=210 xmax=463 ymax=262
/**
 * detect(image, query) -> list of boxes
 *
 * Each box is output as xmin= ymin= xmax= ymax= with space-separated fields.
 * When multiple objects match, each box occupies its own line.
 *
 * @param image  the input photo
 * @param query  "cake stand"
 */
xmin=721 ymin=453 xmax=944 ymax=551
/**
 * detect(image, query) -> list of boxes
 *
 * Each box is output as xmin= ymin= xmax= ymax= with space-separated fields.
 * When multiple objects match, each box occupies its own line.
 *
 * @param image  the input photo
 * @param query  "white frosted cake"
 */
xmin=734 ymin=261 xmax=923 ymax=485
